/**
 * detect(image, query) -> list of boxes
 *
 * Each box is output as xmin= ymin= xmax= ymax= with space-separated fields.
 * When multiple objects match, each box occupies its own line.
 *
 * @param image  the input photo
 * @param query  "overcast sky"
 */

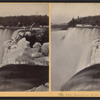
xmin=0 ymin=3 xmax=48 ymax=16
xmin=51 ymin=3 xmax=100 ymax=24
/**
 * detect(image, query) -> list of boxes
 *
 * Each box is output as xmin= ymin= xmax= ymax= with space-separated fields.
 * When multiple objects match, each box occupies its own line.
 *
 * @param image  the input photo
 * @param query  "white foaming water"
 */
xmin=0 ymin=28 xmax=16 ymax=64
xmin=51 ymin=27 xmax=100 ymax=91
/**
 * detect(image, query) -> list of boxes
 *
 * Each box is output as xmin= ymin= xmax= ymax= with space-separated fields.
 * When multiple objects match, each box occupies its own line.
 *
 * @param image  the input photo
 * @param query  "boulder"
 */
xmin=41 ymin=43 xmax=49 ymax=56
xmin=17 ymin=38 xmax=30 ymax=49
xmin=33 ymin=42 xmax=41 ymax=48
xmin=25 ymin=31 xmax=31 ymax=36
xmin=32 ymin=42 xmax=41 ymax=52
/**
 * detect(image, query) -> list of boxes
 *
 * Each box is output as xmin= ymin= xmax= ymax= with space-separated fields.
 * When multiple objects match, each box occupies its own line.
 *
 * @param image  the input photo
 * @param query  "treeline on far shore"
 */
xmin=52 ymin=15 xmax=100 ymax=30
xmin=0 ymin=15 xmax=49 ymax=27
xmin=66 ymin=15 xmax=100 ymax=28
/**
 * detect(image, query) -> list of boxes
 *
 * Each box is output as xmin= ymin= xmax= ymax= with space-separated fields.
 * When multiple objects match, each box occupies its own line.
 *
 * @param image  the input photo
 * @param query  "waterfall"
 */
xmin=0 ymin=28 xmax=20 ymax=64
xmin=51 ymin=27 xmax=100 ymax=91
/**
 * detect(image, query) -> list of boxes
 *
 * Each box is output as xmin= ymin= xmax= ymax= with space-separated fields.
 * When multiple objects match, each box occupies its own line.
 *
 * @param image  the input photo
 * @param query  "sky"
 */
xmin=0 ymin=3 xmax=49 ymax=16
xmin=51 ymin=3 xmax=100 ymax=24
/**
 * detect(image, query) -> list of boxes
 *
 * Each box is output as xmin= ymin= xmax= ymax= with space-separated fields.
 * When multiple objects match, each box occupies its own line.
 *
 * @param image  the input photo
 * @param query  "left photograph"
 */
xmin=0 ymin=3 xmax=49 ymax=91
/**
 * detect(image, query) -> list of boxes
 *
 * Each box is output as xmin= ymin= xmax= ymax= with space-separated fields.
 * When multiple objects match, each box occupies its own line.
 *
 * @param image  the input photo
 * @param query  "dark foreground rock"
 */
xmin=0 ymin=64 xmax=48 ymax=91
xmin=61 ymin=64 xmax=100 ymax=91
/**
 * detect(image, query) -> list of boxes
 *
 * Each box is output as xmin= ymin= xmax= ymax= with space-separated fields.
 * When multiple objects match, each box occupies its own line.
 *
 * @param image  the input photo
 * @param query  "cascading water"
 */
xmin=0 ymin=28 xmax=20 ymax=64
xmin=51 ymin=27 xmax=100 ymax=91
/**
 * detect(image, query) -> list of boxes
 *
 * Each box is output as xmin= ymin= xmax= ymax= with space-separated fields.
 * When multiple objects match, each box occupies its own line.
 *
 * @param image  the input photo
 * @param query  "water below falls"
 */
xmin=51 ymin=27 xmax=100 ymax=91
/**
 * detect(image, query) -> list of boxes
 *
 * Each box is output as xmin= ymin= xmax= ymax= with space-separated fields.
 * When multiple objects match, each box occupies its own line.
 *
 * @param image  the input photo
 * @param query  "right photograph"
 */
xmin=51 ymin=3 xmax=100 ymax=91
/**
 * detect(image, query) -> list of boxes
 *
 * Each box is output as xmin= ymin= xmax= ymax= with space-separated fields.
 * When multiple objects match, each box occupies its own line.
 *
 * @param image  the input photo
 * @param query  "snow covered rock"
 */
xmin=41 ymin=42 xmax=49 ymax=56
xmin=32 ymin=42 xmax=41 ymax=52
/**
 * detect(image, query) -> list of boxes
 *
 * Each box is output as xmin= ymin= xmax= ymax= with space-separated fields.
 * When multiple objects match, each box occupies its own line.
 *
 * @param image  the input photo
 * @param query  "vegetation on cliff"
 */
xmin=67 ymin=15 xmax=100 ymax=28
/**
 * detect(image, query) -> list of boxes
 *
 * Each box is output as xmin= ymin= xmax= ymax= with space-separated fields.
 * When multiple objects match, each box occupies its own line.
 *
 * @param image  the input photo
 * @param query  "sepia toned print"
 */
xmin=0 ymin=3 xmax=49 ymax=91
xmin=51 ymin=3 xmax=100 ymax=91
